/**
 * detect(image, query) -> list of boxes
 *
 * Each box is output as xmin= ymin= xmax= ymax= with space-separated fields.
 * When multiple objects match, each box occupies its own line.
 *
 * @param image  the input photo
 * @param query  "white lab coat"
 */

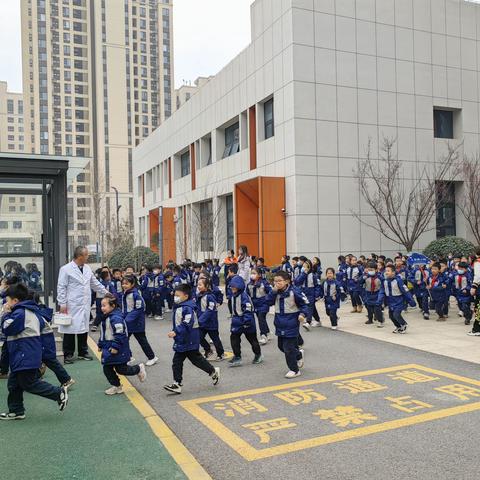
xmin=56 ymin=261 xmax=107 ymax=334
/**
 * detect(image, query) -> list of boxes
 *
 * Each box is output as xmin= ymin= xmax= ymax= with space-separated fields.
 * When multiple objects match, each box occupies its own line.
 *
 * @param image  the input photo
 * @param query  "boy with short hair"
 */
xmin=382 ymin=265 xmax=416 ymax=334
xmin=346 ymin=256 xmax=364 ymax=313
xmin=1 ymin=284 xmax=69 ymax=419
xmin=362 ymin=262 xmax=385 ymax=327
xmin=452 ymin=261 xmax=473 ymax=325
xmin=266 ymin=271 xmax=309 ymax=378
xmin=427 ymin=262 xmax=449 ymax=321
xmin=163 ymin=284 xmax=219 ymax=394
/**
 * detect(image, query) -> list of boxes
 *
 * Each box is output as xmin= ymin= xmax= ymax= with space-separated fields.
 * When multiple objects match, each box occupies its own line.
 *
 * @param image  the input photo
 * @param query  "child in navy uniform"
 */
xmin=196 ymin=277 xmax=225 ymax=361
xmin=152 ymin=265 xmax=165 ymax=320
xmin=382 ymin=265 xmax=416 ymax=333
xmin=99 ymin=296 xmax=146 ymax=395
xmin=1 ymin=284 xmax=68 ymax=419
xmin=164 ymin=284 xmax=219 ymax=394
xmin=408 ymin=263 xmax=430 ymax=320
xmin=112 ymin=269 xmax=124 ymax=303
xmin=121 ymin=275 xmax=158 ymax=366
xmin=265 ymin=271 xmax=309 ymax=378
xmin=346 ymin=256 xmax=364 ymax=313
xmin=427 ymin=262 xmax=449 ymax=321
xmin=362 ymin=262 xmax=385 ymax=327
xmin=322 ymin=268 xmax=345 ymax=330
xmin=452 ymin=262 xmax=473 ymax=325
xmin=228 ymin=276 xmax=263 ymax=367
xmin=140 ymin=265 xmax=156 ymax=318
xmin=247 ymin=268 xmax=272 ymax=345
xmin=91 ymin=270 xmax=115 ymax=331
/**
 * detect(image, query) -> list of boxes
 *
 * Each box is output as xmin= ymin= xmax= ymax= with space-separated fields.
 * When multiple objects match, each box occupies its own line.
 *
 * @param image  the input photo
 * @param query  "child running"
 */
xmin=164 ymin=284 xmax=219 ymax=394
xmin=99 ymin=295 xmax=146 ymax=395
xmin=247 ymin=268 xmax=272 ymax=345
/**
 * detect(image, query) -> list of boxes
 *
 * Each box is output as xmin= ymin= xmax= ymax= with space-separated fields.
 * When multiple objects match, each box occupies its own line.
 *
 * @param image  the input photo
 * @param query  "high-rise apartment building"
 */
xmin=21 ymin=0 xmax=174 ymax=250
xmin=0 ymin=81 xmax=26 ymax=154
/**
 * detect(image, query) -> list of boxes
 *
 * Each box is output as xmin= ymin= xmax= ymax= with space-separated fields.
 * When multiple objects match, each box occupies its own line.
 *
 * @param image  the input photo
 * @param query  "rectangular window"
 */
xmin=180 ymin=150 xmax=190 ymax=177
xmin=7 ymin=99 xmax=14 ymax=114
xmin=264 ymin=98 xmax=274 ymax=139
xmin=434 ymin=109 xmax=454 ymax=139
xmin=0 ymin=221 xmax=7 ymax=229
xmin=223 ymin=122 xmax=240 ymax=159
xmin=13 ymin=221 xmax=22 ymax=229
xmin=436 ymin=181 xmax=456 ymax=238
xmin=200 ymin=201 xmax=214 ymax=252
xmin=226 ymin=195 xmax=234 ymax=250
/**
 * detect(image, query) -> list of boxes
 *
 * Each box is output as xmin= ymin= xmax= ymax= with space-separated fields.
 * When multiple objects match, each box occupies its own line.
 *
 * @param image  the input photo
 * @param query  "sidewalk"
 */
xmin=0 ymin=353 xmax=187 ymax=480
xmin=322 ymin=303 xmax=480 ymax=365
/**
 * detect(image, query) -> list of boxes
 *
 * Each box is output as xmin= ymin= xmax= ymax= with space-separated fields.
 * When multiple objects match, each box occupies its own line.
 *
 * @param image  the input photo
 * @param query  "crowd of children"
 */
xmin=1 ymin=247 xmax=479 ymax=419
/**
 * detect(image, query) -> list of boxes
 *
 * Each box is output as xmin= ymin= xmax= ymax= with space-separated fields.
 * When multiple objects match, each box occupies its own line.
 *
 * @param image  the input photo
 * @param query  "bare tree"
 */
xmin=457 ymin=155 xmax=480 ymax=245
xmin=353 ymin=137 xmax=460 ymax=252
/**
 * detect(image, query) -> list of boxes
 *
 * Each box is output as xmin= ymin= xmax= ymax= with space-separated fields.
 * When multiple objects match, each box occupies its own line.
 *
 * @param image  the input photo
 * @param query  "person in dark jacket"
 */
xmin=265 ymin=271 xmax=309 ymax=378
xmin=164 ymin=284 xmax=219 ymax=394
xmin=247 ymin=268 xmax=272 ymax=345
xmin=322 ymin=268 xmax=345 ymax=330
xmin=196 ymin=277 xmax=225 ymax=361
xmin=228 ymin=275 xmax=263 ymax=367
xmin=99 ymin=296 xmax=146 ymax=395
xmin=1 ymin=284 xmax=68 ymax=419
xmin=362 ymin=262 xmax=385 ymax=327
xmin=121 ymin=275 xmax=158 ymax=366
xmin=427 ymin=263 xmax=449 ymax=321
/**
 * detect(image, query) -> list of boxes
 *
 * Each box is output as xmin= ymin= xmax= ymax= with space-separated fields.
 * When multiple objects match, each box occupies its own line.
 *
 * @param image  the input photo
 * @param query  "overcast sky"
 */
xmin=0 ymin=0 xmax=254 ymax=93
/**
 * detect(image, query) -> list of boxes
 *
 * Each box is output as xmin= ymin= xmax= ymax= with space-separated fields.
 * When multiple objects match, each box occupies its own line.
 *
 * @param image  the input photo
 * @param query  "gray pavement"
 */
xmin=94 ymin=306 xmax=480 ymax=480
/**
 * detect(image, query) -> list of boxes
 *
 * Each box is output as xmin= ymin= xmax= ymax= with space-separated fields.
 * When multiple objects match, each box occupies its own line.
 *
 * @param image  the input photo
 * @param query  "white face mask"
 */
xmin=250 ymin=275 xmax=257 ymax=280
xmin=173 ymin=296 xmax=182 ymax=304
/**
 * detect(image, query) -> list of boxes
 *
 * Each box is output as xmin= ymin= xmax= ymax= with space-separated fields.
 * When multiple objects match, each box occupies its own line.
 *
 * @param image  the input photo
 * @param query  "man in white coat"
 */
xmin=57 ymin=246 xmax=107 ymax=363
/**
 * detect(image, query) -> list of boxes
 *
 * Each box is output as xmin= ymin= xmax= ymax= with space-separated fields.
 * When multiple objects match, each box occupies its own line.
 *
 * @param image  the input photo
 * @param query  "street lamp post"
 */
xmin=110 ymin=186 xmax=121 ymax=232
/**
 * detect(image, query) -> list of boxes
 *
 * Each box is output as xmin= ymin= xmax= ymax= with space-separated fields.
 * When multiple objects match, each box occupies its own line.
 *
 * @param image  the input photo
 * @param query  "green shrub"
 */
xmin=423 ymin=236 xmax=476 ymax=259
xmin=107 ymin=246 xmax=159 ymax=271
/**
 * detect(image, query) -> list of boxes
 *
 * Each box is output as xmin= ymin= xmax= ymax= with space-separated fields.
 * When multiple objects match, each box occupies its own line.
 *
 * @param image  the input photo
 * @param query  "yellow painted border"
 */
xmin=179 ymin=363 xmax=480 ymax=461
xmin=87 ymin=336 xmax=212 ymax=480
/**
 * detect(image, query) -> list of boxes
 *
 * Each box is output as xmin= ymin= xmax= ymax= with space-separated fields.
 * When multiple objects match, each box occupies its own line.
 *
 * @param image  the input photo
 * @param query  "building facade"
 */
xmin=175 ymin=76 xmax=214 ymax=111
xmin=133 ymin=0 xmax=480 ymax=268
xmin=21 ymin=0 xmax=174 ymax=250
xmin=0 ymin=82 xmax=26 ymax=154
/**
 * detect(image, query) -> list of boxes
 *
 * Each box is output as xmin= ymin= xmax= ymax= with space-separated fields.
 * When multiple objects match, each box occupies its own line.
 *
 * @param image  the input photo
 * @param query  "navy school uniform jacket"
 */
xmin=211 ymin=266 xmax=221 ymax=287
xmin=112 ymin=278 xmax=123 ymax=302
xmin=212 ymin=285 xmax=224 ymax=305
xmin=99 ymin=308 xmax=131 ymax=365
xmin=346 ymin=266 xmax=364 ymax=292
xmin=362 ymin=274 xmax=385 ymax=306
xmin=173 ymin=274 xmax=187 ymax=290
xmin=38 ymin=304 xmax=57 ymax=361
xmin=323 ymin=279 xmax=345 ymax=309
xmin=121 ymin=288 xmax=145 ymax=333
xmin=1 ymin=300 xmax=46 ymax=373
xmin=395 ymin=267 xmax=408 ymax=282
xmin=382 ymin=276 xmax=415 ymax=311
xmin=28 ymin=271 xmax=42 ymax=292
xmin=154 ymin=274 xmax=165 ymax=297
xmin=96 ymin=280 xmax=115 ymax=302
xmin=265 ymin=284 xmax=309 ymax=338
xmin=228 ymin=276 xmax=256 ymax=335
xmin=427 ymin=273 xmax=449 ymax=302
xmin=272 ymin=262 xmax=293 ymax=277
xmin=408 ymin=267 xmax=429 ymax=292
xmin=247 ymin=278 xmax=272 ymax=314
xmin=172 ymin=299 xmax=200 ymax=352
xmin=451 ymin=272 xmax=472 ymax=303
xmin=294 ymin=271 xmax=321 ymax=303
xmin=196 ymin=291 xmax=219 ymax=331
xmin=141 ymin=272 xmax=156 ymax=299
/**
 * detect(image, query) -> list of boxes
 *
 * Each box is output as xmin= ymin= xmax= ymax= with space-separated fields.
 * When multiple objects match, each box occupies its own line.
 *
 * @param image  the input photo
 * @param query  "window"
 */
xmin=264 ymin=98 xmax=274 ymax=139
xmin=0 ymin=221 xmax=7 ymax=229
xmin=226 ymin=195 xmax=234 ymax=250
xmin=223 ymin=122 xmax=240 ymax=158
xmin=180 ymin=150 xmax=190 ymax=177
xmin=9 ymin=197 xmax=15 ymax=203
xmin=7 ymin=99 xmax=14 ymax=114
xmin=19 ymin=206 xmax=25 ymax=212
xmin=13 ymin=221 xmax=22 ymax=229
xmin=434 ymin=109 xmax=453 ymax=139
xmin=200 ymin=201 xmax=213 ymax=252
xmin=436 ymin=181 xmax=456 ymax=238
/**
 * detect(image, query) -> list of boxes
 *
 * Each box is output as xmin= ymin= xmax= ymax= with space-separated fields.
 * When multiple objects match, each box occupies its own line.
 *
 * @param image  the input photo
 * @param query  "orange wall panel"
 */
xmin=162 ymin=207 xmax=176 ymax=264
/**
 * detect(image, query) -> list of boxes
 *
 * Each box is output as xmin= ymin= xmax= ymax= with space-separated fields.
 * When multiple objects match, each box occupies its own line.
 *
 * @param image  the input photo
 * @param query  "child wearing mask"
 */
xmin=362 ymin=262 xmax=385 ymax=327
xmin=322 ymin=268 xmax=345 ymax=330
xmin=247 ymin=268 xmax=272 ymax=345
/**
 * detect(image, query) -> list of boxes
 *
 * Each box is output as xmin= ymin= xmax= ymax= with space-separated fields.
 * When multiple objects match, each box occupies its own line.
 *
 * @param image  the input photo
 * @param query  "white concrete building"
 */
xmin=133 ymin=0 xmax=480 ymax=268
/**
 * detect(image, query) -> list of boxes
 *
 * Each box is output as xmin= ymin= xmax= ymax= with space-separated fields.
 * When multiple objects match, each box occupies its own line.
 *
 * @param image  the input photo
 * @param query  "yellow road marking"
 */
xmin=87 ymin=336 xmax=212 ymax=480
xmin=180 ymin=363 xmax=480 ymax=461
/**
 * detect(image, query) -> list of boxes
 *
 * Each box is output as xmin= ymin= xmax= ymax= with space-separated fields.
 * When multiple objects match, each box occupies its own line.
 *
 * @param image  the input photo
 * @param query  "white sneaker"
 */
xmin=310 ymin=320 xmax=320 ymax=328
xmin=331 ymin=326 xmax=337 ymax=330
xmin=467 ymin=331 xmax=480 ymax=336
xmin=285 ymin=370 xmax=301 ymax=379
xmin=127 ymin=357 xmax=136 ymax=366
xmin=211 ymin=367 xmax=220 ymax=385
xmin=145 ymin=356 xmax=159 ymax=367
xmin=297 ymin=349 xmax=305 ymax=369
xmin=137 ymin=363 xmax=147 ymax=382
xmin=259 ymin=334 xmax=268 ymax=345
xmin=458 ymin=311 xmax=464 ymax=317
xmin=105 ymin=386 xmax=123 ymax=395
xmin=154 ymin=315 xmax=163 ymax=320
xmin=302 ymin=322 xmax=311 ymax=331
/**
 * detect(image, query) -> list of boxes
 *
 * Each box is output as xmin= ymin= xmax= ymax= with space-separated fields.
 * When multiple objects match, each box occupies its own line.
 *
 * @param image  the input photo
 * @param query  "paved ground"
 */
xmin=0 ymin=354 xmax=186 ymax=480
xmin=117 ymin=303 xmax=480 ymax=480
